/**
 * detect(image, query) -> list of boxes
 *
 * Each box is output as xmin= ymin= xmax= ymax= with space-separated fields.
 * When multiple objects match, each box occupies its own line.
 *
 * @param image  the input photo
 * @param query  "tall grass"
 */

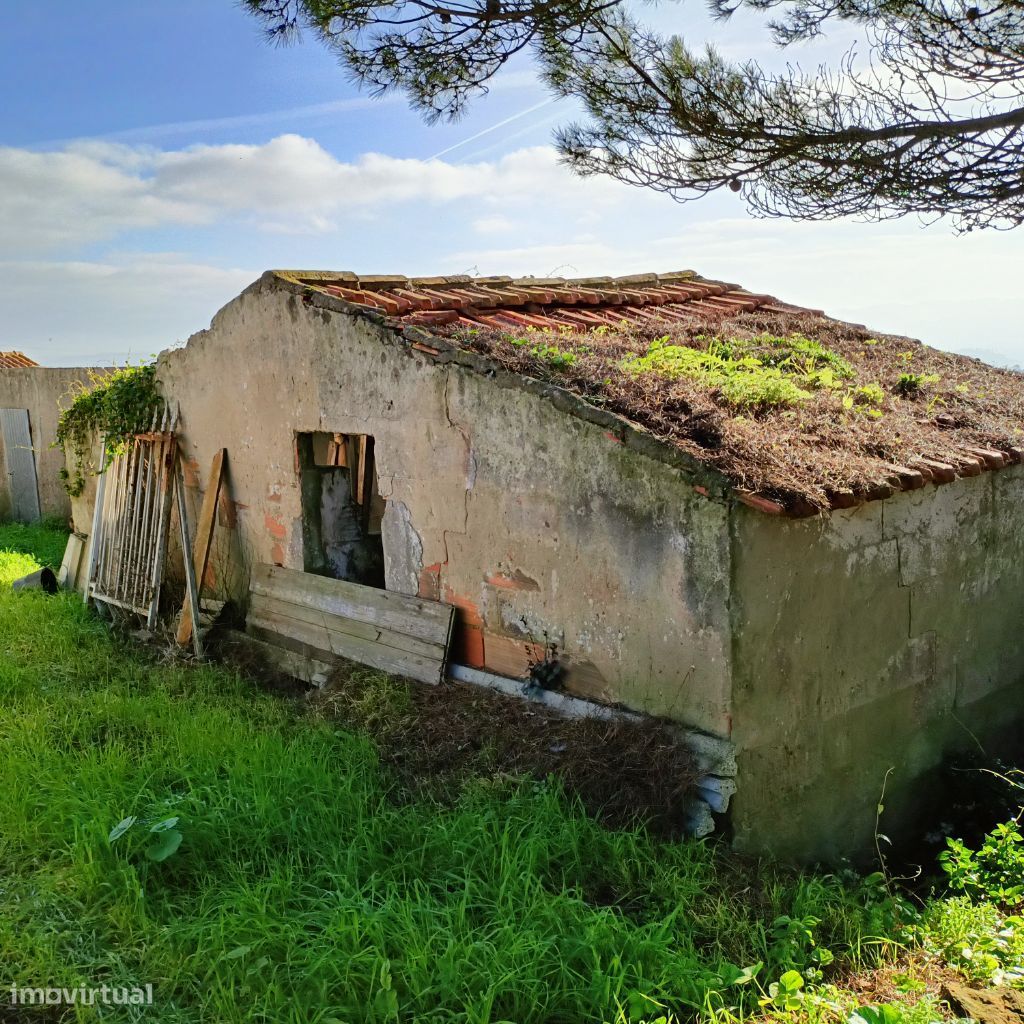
xmin=0 ymin=527 xmax=905 ymax=1023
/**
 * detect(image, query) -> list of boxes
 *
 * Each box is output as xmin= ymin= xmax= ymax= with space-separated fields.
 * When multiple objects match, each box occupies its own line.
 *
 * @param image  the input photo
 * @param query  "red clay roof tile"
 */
xmin=0 ymin=351 xmax=39 ymax=368
xmin=273 ymin=268 xmax=1024 ymax=515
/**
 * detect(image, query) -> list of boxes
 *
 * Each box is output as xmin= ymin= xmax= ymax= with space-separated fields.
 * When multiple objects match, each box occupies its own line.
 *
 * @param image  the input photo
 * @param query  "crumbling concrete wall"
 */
xmin=0 ymin=367 xmax=104 ymax=523
xmin=69 ymin=273 xmax=1024 ymax=861
xmin=153 ymin=278 xmax=734 ymax=736
xmin=729 ymin=469 xmax=1024 ymax=862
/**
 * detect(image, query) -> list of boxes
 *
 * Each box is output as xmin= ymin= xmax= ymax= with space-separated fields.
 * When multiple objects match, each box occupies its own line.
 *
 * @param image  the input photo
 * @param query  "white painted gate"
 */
xmin=0 ymin=408 xmax=41 ymax=522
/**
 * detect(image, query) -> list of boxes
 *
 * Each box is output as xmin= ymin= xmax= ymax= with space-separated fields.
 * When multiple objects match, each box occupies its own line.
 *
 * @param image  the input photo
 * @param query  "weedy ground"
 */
xmin=1 ymin=523 xmax=1022 ymax=1023
xmin=451 ymin=312 xmax=1024 ymax=510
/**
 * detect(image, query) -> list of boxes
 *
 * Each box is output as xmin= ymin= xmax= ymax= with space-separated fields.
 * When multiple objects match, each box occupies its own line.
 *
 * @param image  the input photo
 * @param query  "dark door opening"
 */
xmin=297 ymin=432 xmax=386 ymax=588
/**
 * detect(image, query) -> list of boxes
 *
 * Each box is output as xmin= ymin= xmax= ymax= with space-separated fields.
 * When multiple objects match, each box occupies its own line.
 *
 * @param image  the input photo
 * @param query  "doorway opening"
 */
xmin=297 ymin=431 xmax=386 ymax=588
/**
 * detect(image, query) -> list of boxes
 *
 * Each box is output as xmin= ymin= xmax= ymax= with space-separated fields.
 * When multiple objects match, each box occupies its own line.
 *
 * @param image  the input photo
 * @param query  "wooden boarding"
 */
xmin=174 ymin=459 xmax=204 ymax=658
xmin=58 ymin=533 xmax=87 ymax=590
xmin=222 ymin=629 xmax=333 ymax=687
xmin=246 ymin=563 xmax=454 ymax=685
xmin=0 ymin=408 xmax=41 ymax=522
xmin=176 ymin=449 xmax=225 ymax=646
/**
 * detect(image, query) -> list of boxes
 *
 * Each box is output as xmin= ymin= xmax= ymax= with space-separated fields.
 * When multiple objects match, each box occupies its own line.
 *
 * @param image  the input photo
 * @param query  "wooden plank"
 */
xmin=327 ymin=433 xmax=348 ymax=468
xmin=58 ymin=533 xmax=85 ymax=589
xmin=360 ymin=436 xmax=376 ymax=534
xmin=174 ymin=459 xmax=204 ymax=658
xmin=249 ymin=591 xmax=445 ymax=661
xmin=222 ymin=629 xmax=333 ymax=686
xmin=84 ymin=439 xmax=108 ymax=605
xmin=0 ymin=408 xmax=41 ymax=522
xmin=176 ymin=449 xmax=226 ymax=646
xmin=247 ymin=615 xmax=443 ymax=685
xmin=147 ymin=433 xmax=176 ymax=629
xmin=250 ymin=564 xmax=453 ymax=645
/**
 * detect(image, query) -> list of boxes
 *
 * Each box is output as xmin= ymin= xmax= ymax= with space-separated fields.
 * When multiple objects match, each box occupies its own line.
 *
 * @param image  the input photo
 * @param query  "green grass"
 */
xmin=0 ymin=524 xmax=1020 ymax=1023
xmin=0 ymin=520 xmax=69 ymax=581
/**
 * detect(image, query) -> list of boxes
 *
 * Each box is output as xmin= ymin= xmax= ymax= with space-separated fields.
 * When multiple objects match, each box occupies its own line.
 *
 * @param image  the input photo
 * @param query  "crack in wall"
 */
xmin=442 ymin=368 xmax=473 ymax=534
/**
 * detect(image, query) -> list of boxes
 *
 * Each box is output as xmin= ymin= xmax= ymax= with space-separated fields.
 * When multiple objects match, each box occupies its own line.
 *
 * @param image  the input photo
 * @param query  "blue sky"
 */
xmin=2 ymin=1 xmax=1022 ymax=366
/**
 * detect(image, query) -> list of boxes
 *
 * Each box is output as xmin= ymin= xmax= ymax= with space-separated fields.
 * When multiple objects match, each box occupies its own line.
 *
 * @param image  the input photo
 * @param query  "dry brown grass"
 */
xmin=310 ymin=664 xmax=699 ymax=837
xmin=450 ymin=311 xmax=1024 ymax=509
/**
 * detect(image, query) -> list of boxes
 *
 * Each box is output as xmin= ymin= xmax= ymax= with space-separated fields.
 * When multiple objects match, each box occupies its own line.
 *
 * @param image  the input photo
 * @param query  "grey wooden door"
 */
xmin=0 ymin=408 xmax=41 ymax=522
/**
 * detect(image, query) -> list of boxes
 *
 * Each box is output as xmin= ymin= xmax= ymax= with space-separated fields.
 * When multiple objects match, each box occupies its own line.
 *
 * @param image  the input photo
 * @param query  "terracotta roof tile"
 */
xmin=273 ymin=268 xmax=1023 ymax=516
xmin=0 ymin=351 xmax=39 ymax=368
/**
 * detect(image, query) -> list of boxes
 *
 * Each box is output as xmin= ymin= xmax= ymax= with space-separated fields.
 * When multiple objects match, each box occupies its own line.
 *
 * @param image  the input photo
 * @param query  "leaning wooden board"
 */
xmin=246 ymin=563 xmax=455 ymax=685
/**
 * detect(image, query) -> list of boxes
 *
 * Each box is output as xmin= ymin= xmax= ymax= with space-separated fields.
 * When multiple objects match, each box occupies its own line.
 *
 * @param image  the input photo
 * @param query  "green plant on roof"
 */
xmin=854 ymin=383 xmax=886 ymax=406
xmin=746 ymin=333 xmax=855 ymax=379
xmin=895 ymin=372 xmax=940 ymax=397
xmin=619 ymin=334 xmax=856 ymax=412
xmin=53 ymin=363 xmax=164 ymax=497
xmin=530 ymin=343 xmax=578 ymax=370
xmin=719 ymin=373 xmax=813 ymax=410
xmin=841 ymin=382 xmax=886 ymax=417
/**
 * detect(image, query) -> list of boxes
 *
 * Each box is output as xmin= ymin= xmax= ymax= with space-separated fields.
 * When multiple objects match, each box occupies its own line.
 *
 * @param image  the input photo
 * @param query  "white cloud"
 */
xmin=3 ymin=133 xmax=1023 ymax=368
xmin=0 ymin=146 xmax=207 ymax=251
xmin=471 ymin=215 xmax=516 ymax=235
xmin=0 ymin=136 xmax=628 ymax=255
xmin=0 ymin=256 xmax=256 ymax=365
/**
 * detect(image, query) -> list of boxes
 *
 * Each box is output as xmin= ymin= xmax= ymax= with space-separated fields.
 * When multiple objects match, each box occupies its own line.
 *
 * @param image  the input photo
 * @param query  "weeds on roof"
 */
xmin=619 ymin=334 xmax=853 ymax=412
xmin=509 ymin=333 xmax=580 ymax=370
xmin=895 ymin=372 xmax=941 ymax=398
xmin=454 ymin=310 xmax=1024 ymax=510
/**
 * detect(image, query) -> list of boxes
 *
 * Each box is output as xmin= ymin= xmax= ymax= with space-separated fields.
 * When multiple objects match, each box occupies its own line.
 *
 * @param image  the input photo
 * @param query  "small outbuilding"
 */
xmin=82 ymin=269 xmax=1024 ymax=861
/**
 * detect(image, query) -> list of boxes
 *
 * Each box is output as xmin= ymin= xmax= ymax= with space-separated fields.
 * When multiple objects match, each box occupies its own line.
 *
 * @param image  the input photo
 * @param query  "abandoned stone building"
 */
xmin=61 ymin=269 xmax=1024 ymax=861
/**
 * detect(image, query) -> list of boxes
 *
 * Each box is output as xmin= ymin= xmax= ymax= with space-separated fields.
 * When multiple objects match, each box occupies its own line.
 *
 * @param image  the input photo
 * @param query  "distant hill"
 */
xmin=954 ymin=347 xmax=1024 ymax=371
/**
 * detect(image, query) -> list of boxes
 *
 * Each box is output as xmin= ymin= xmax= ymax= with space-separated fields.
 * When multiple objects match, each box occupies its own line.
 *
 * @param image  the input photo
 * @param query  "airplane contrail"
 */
xmin=429 ymin=98 xmax=558 ymax=160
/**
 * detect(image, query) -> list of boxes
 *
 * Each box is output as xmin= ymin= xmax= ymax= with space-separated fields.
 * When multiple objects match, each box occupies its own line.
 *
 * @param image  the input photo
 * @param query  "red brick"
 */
xmin=736 ymin=491 xmax=785 ymax=515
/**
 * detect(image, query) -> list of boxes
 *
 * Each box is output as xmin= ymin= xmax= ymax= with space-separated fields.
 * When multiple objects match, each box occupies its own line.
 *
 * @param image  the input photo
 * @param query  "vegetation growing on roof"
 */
xmin=54 ymin=364 xmax=164 ymax=497
xmin=510 ymin=335 xmax=579 ymax=370
xmin=895 ymin=372 xmax=941 ymax=398
xmin=453 ymin=311 xmax=1024 ymax=510
xmin=619 ymin=334 xmax=855 ymax=413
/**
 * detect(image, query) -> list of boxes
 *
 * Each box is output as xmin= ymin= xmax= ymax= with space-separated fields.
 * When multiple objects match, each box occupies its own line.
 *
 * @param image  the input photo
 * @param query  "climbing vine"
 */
xmin=54 ymin=364 xmax=164 ymax=497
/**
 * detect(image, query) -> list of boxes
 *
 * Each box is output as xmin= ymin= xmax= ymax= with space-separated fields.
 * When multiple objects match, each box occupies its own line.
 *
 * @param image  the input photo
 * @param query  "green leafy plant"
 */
xmin=941 ymin=820 xmax=1024 ymax=905
xmin=53 ymin=363 xmax=164 ymax=496
xmin=848 ymin=1002 xmax=934 ymax=1024
xmin=530 ymin=342 xmax=578 ymax=370
xmin=761 ymin=968 xmax=805 ymax=1011
xmin=108 ymin=809 xmax=184 ymax=863
xmin=894 ymin=372 xmax=940 ymax=397
xmin=741 ymin=333 xmax=855 ymax=380
xmin=854 ymin=383 xmax=886 ymax=406
xmin=921 ymin=898 xmax=1024 ymax=985
xmin=842 ymin=382 xmax=887 ymax=419
xmin=622 ymin=337 xmax=804 ymax=411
